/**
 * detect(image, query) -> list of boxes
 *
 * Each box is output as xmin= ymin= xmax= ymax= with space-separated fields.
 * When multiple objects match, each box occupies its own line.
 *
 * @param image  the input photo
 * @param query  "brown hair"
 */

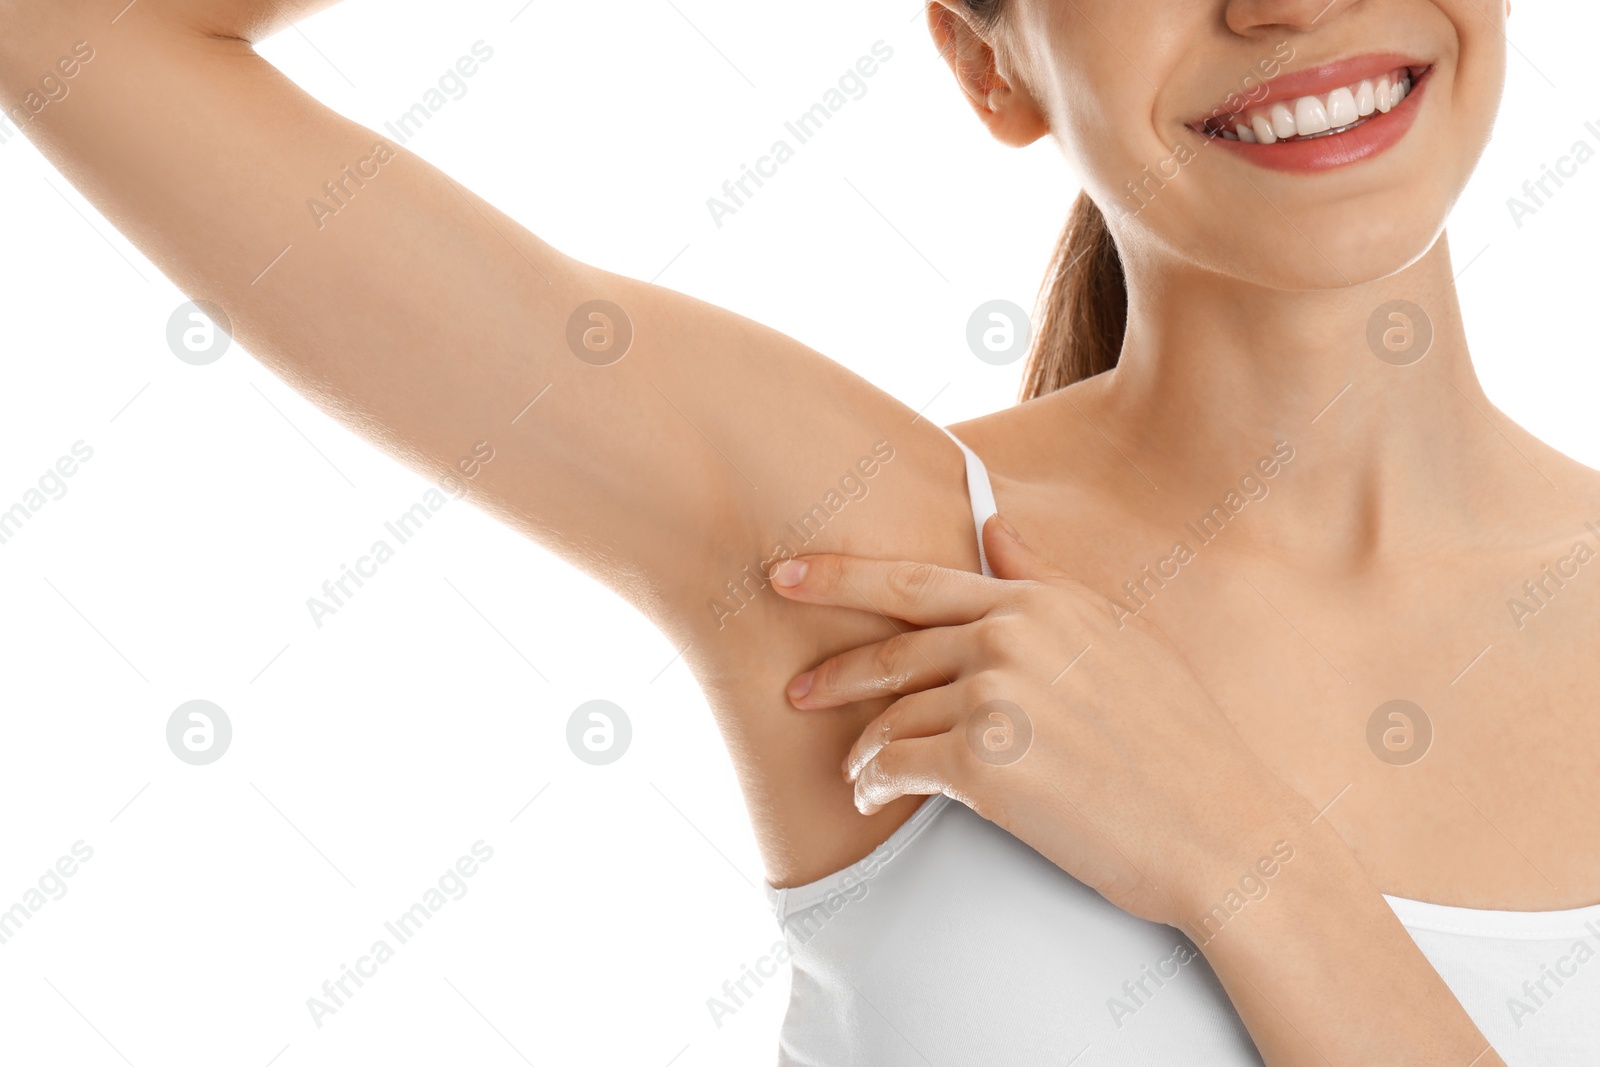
xmin=957 ymin=0 xmax=1128 ymax=401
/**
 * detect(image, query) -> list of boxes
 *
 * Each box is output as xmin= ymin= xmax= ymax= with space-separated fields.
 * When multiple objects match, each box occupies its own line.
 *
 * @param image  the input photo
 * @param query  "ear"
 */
xmin=927 ymin=2 xmax=1051 ymax=148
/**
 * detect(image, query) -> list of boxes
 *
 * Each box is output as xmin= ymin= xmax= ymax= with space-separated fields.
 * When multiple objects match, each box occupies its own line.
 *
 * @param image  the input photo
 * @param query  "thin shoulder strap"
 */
xmin=937 ymin=425 xmax=998 ymax=579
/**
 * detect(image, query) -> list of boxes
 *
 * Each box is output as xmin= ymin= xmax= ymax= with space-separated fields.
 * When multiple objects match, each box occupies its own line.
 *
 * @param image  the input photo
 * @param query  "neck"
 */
xmin=1093 ymin=233 xmax=1556 ymax=568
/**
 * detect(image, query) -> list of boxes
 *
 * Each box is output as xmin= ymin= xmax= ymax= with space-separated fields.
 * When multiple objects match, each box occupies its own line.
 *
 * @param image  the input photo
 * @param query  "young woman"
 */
xmin=4 ymin=0 xmax=1596 ymax=1063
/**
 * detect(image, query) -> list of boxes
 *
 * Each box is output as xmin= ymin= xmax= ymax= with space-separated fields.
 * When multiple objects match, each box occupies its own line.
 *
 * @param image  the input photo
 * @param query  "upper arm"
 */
xmin=0 ymin=3 xmax=926 ymax=618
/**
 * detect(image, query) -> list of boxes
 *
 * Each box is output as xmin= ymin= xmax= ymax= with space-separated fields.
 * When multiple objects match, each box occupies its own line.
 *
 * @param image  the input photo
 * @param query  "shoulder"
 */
xmin=944 ymin=374 xmax=1115 ymax=482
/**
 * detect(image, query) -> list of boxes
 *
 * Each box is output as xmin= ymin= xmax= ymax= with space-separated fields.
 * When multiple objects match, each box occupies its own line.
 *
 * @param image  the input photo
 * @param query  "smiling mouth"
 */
xmin=1192 ymin=65 xmax=1431 ymax=145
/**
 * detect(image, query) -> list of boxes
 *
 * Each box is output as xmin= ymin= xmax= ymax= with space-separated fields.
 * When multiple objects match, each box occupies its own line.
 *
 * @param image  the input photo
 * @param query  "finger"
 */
xmin=768 ymin=553 xmax=1006 ymax=626
xmin=981 ymin=513 xmax=1071 ymax=583
xmin=844 ymin=686 xmax=964 ymax=782
xmin=789 ymin=623 xmax=978 ymax=710
xmin=852 ymin=732 xmax=964 ymax=815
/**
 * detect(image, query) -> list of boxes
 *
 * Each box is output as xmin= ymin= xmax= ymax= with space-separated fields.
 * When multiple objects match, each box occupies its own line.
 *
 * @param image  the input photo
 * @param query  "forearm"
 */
xmin=1181 ymin=809 xmax=1504 ymax=1066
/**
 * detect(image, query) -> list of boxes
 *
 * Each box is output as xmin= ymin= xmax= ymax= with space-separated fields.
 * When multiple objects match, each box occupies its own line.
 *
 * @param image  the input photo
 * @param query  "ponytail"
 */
xmin=948 ymin=0 xmax=1127 ymax=397
xmin=1020 ymin=190 xmax=1127 ymax=401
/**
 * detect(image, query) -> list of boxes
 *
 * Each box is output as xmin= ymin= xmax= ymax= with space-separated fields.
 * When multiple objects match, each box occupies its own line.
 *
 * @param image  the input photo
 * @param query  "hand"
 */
xmin=769 ymin=515 xmax=1315 ymax=927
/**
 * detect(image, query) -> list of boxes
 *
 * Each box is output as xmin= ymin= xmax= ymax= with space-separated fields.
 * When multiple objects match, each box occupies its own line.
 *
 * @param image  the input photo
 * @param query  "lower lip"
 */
xmin=1201 ymin=68 xmax=1431 ymax=174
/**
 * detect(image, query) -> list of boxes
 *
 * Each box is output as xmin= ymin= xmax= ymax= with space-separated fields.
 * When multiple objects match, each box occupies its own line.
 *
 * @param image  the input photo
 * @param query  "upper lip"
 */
xmin=1186 ymin=51 xmax=1433 ymax=130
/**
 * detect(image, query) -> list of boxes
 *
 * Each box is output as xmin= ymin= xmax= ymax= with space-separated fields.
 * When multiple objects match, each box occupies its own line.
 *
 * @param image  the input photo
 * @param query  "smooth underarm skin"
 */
xmin=0 ymin=2 xmax=1527 ymax=1063
xmin=0 ymin=0 xmax=995 ymax=923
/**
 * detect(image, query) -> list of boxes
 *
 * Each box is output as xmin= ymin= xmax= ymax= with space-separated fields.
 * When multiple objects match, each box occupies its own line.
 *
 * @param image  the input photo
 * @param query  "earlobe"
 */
xmin=927 ymin=1 xmax=1050 ymax=148
xmin=985 ymin=83 xmax=1051 ymax=148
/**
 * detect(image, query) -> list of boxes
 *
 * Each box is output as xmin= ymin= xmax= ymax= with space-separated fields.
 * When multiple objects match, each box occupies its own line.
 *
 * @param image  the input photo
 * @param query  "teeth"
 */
xmin=1294 ymin=95 xmax=1332 ymax=136
xmin=1205 ymin=66 xmax=1418 ymax=143
xmin=1326 ymin=86 xmax=1358 ymax=127
xmin=1355 ymin=80 xmax=1377 ymax=116
xmin=1270 ymin=102 xmax=1297 ymax=139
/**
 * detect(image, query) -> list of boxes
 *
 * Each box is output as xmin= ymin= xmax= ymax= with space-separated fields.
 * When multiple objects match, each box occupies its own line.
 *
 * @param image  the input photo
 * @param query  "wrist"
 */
xmin=1168 ymin=808 xmax=1504 ymax=1065
xmin=1170 ymin=787 xmax=1349 ymax=944
xmin=1180 ymin=807 xmax=1372 ymax=959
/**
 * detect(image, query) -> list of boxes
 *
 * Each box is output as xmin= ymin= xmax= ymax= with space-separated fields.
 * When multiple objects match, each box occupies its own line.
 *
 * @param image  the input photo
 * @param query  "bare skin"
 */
xmin=2 ymin=0 xmax=1594 ymax=1061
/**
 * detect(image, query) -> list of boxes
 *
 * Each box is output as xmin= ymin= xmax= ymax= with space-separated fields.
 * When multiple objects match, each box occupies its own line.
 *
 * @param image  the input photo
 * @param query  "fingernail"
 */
xmin=787 ymin=670 xmax=814 ymax=702
xmin=770 ymin=559 xmax=809 ymax=587
xmin=996 ymin=514 xmax=1022 ymax=542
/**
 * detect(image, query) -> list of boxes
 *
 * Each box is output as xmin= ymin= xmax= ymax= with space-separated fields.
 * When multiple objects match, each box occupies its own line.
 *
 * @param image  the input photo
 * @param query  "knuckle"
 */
xmin=1004 ymin=581 xmax=1058 ymax=627
xmin=974 ymin=616 xmax=1016 ymax=661
xmin=870 ymin=632 xmax=913 ymax=683
xmin=813 ymin=655 xmax=849 ymax=699
xmin=889 ymin=561 xmax=939 ymax=602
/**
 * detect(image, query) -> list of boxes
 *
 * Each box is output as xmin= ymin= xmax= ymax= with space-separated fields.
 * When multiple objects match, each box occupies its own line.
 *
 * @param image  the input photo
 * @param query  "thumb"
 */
xmin=982 ymin=513 xmax=1064 ymax=582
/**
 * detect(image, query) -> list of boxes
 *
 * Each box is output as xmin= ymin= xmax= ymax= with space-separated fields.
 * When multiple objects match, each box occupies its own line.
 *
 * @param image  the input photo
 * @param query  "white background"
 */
xmin=0 ymin=1 xmax=1596 ymax=1065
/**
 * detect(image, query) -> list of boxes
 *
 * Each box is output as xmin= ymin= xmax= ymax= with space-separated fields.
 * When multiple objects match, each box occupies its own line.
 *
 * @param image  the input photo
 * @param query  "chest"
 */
xmin=1055 ymin=520 xmax=1600 ymax=909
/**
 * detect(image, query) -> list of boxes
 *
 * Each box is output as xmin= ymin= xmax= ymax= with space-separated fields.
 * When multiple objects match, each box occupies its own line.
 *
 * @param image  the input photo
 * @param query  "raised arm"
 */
xmin=0 ymin=0 xmax=927 ymax=622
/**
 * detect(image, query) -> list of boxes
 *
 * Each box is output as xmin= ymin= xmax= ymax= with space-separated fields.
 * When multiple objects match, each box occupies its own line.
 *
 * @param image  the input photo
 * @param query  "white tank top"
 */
xmin=763 ymin=427 xmax=1600 ymax=1066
